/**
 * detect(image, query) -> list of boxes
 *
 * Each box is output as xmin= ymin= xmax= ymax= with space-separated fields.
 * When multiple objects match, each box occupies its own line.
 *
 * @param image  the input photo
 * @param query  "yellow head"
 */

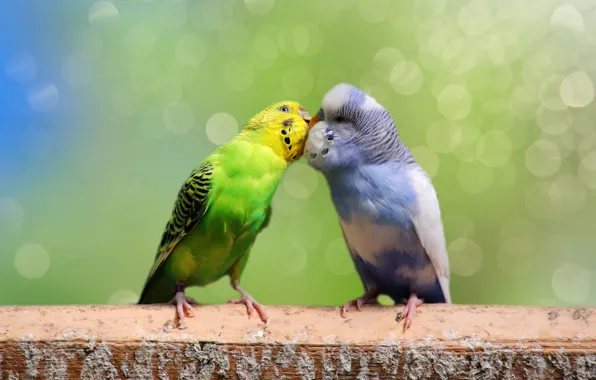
xmin=244 ymin=101 xmax=311 ymax=163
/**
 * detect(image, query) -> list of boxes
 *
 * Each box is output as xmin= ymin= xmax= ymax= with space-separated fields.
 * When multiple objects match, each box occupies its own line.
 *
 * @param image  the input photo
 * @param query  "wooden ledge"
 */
xmin=0 ymin=304 xmax=595 ymax=379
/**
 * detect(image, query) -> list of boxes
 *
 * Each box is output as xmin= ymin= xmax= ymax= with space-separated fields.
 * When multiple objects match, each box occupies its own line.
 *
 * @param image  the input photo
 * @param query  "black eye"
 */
xmin=279 ymin=105 xmax=290 ymax=113
xmin=336 ymin=116 xmax=345 ymax=123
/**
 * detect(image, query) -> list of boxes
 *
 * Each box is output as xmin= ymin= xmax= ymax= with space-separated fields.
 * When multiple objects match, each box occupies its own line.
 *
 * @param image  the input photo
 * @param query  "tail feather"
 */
xmin=138 ymin=269 xmax=176 ymax=304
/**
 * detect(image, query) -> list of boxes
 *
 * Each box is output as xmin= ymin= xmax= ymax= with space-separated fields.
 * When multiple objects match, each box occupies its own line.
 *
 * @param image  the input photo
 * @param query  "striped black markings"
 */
xmin=158 ymin=163 xmax=214 ymax=251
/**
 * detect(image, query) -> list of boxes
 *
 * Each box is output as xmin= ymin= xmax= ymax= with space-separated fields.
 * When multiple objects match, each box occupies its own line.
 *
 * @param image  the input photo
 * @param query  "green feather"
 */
xmin=138 ymin=138 xmax=286 ymax=304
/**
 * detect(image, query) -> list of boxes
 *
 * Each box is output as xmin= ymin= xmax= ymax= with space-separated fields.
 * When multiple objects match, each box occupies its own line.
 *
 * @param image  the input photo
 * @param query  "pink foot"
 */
xmin=341 ymin=289 xmax=380 ymax=318
xmin=396 ymin=293 xmax=424 ymax=333
xmin=169 ymin=285 xmax=195 ymax=328
xmin=228 ymin=284 xmax=270 ymax=326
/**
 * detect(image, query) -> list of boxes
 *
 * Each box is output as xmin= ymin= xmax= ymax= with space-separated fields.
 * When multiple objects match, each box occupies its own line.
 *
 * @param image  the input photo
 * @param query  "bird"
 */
xmin=138 ymin=101 xmax=311 ymax=328
xmin=304 ymin=83 xmax=451 ymax=332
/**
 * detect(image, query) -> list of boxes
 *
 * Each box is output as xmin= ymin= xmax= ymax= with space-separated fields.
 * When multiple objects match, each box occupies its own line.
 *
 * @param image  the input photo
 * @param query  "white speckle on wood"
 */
xmin=276 ymin=344 xmax=297 ymax=369
xmin=19 ymin=334 xmax=42 ymax=378
xmin=322 ymin=347 xmax=337 ymax=379
xmin=297 ymin=351 xmax=315 ymax=380
xmin=339 ymin=345 xmax=352 ymax=374
xmin=373 ymin=344 xmax=400 ymax=375
xmin=442 ymin=329 xmax=460 ymax=340
xmin=80 ymin=341 xmax=118 ymax=380
xmin=573 ymin=354 xmax=596 ymax=380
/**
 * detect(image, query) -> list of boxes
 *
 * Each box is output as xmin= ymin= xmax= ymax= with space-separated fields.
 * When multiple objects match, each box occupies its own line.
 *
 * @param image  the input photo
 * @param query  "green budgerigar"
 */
xmin=138 ymin=102 xmax=311 ymax=327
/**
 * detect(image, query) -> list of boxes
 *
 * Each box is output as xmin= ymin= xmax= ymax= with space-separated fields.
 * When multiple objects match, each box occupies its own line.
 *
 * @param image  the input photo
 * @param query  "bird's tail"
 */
xmin=137 ymin=270 xmax=176 ymax=304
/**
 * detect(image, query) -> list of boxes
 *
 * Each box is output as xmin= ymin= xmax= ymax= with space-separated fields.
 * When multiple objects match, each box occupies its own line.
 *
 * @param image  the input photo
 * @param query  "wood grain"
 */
xmin=0 ymin=304 xmax=595 ymax=379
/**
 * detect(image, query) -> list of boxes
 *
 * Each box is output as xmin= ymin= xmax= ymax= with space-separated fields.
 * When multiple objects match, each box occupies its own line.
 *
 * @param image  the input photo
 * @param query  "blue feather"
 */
xmin=325 ymin=163 xmax=417 ymax=224
xmin=351 ymin=244 xmax=446 ymax=303
xmin=346 ymin=86 xmax=367 ymax=108
xmin=328 ymin=163 xmax=446 ymax=303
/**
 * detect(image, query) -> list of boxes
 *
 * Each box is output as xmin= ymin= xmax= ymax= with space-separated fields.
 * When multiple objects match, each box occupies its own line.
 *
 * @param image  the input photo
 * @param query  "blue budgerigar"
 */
xmin=305 ymin=83 xmax=451 ymax=332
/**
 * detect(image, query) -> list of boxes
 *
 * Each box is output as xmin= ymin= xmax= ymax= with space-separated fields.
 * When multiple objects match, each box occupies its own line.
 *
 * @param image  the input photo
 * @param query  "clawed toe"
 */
xmin=170 ymin=290 xmax=196 ymax=328
xmin=397 ymin=294 xmax=424 ymax=333
xmin=340 ymin=292 xmax=380 ymax=318
xmin=229 ymin=284 xmax=270 ymax=326
xmin=341 ymin=300 xmax=358 ymax=318
xmin=228 ymin=296 xmax=269 ymax=324
xmin=182 ymin=301 xmax=194 ymax=317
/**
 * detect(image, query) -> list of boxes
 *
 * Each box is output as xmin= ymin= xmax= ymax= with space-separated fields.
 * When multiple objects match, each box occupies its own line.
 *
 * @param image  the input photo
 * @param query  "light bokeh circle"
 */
xmin=4 ymin=51 xmax=37 ymax=82
xmin=560 ymin=71 xmax=594 ymax=108
xmin=447 ymin=238 xmax=483 ymax=277
xmin=205 ymin=112 xmax=239 ymax=145
xmin=425 ymin=119 xmax=462 ymax=153
xmin=524 ymin=140 xmax=561 ymax=177
xmin=324 ymin=238 xmax=355 ymax=276
xmin=14 ymin=243 xmax=51 ymax=279
xmin=410 ymin=146 xmax=440 ymax=178
xmin=552 ymin=262 xmax=591 ymax=304
xmin=437 ymin=84 xmax=472 ymax=120
xmin=282 ymin=162 xmax=319 ymax=200
xmin=457 ymin=160 xmax=494 ymax=194
xmin=175 ymin=34 xmax=206 ymax=67
xmin=108 ymin=289 xmax=139 ymax=305
xmin=89 ymin=0 xmax=119 ymax=25
xmin=27 ymin=82 xmax=59 ymax=112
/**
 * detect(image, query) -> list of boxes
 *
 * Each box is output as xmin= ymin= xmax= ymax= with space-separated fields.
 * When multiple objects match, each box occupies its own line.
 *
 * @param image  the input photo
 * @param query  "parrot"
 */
xmin=304 ymin=83 xmax=451 ymax=332
xmin=138 ymin=101 xmax=311 ymax=328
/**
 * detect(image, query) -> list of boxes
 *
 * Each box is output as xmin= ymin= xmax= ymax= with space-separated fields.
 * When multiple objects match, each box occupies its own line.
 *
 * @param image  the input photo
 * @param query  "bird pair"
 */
xmin=138 ymin=83 xmax=451 ymax=333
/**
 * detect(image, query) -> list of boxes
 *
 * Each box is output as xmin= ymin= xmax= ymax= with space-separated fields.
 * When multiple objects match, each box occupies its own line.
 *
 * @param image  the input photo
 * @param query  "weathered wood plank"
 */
xmin=0 ymin=304 xmax=595 ymax=379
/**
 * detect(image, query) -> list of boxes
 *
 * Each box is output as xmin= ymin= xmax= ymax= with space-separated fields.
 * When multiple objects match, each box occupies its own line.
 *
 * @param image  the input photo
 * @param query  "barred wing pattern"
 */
xmin=143 ymin=163 xmax=214 ymax=285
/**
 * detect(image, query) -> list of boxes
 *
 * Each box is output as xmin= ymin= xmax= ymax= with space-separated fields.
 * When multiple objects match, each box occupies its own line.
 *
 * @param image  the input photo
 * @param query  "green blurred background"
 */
xmin=1 ymin=0 xmax=595 ymax=308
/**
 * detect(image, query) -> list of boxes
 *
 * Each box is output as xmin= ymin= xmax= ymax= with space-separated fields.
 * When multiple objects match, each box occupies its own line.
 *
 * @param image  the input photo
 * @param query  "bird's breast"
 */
xmin=339 ymin=212 xmax=440 ymax=299
xmin=340 ymin=214 xmax=400 ymax=263
xmin=210 ymin=160 xmax=282 ymax=235
xmin=339 ymin=213 xmax=418 ymax=265
xmin=326 ymin=164 xmax=418 ymax=223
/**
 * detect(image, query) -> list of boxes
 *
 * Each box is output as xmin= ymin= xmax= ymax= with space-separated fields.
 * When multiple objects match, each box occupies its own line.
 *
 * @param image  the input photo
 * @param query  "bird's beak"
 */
xmin=308 ymin=114 xmax=321 ymax=131
xmin=299 ymin=108 xmax=311 ymax=124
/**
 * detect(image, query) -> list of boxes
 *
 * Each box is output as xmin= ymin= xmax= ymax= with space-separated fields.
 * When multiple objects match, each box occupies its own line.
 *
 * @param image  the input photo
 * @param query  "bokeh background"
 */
xmin=1 ymin=0 xmax=596 ymax=308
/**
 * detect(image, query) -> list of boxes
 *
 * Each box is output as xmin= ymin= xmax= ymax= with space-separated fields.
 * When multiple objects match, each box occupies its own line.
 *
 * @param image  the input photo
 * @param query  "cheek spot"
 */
xmin=321 ymin=148 xmax=329 ymax=156
xmin=281 ymin=129 xmax=287 ymax=135
xmin=282 ymin=132 xmax=294 ymax=154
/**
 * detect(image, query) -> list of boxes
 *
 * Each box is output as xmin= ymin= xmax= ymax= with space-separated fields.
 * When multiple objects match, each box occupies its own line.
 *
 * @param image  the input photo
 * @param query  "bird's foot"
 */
xmin=340 ymin=289 xmax=380 ymax=318
xmin=228 ymin=285 xmax=270 ymax=326
xmin=169 ymin=285 xmax=195 ymax=329
xmin=169 ymin=294 xmax=199 ymax=305
xmin=396 ymin=293 xmax=423 ymax=333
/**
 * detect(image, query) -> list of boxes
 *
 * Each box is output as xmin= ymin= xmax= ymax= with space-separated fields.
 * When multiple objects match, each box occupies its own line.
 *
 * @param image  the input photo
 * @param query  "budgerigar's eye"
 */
xmin=317 ymin=108 xmax=325 ymax=121
xmin=279 ymin=105 xmax=290 ymax=113
xmin=335 ymin=116 xmax=345 ymax=123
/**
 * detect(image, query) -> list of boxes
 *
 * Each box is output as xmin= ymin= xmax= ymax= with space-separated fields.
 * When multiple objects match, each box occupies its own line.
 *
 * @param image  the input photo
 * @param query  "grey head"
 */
xmin=305 ymin=83 xmax=414 ymax=173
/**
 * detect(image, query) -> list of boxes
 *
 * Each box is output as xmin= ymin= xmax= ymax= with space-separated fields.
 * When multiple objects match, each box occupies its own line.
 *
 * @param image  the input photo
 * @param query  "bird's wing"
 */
xmin=259 ymin=206 xmax=273 ymax=232
xmin=407 ymin=166 xmax=452 ymax=303
xmin=142 ymin=162 xmax=215 ymax=287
